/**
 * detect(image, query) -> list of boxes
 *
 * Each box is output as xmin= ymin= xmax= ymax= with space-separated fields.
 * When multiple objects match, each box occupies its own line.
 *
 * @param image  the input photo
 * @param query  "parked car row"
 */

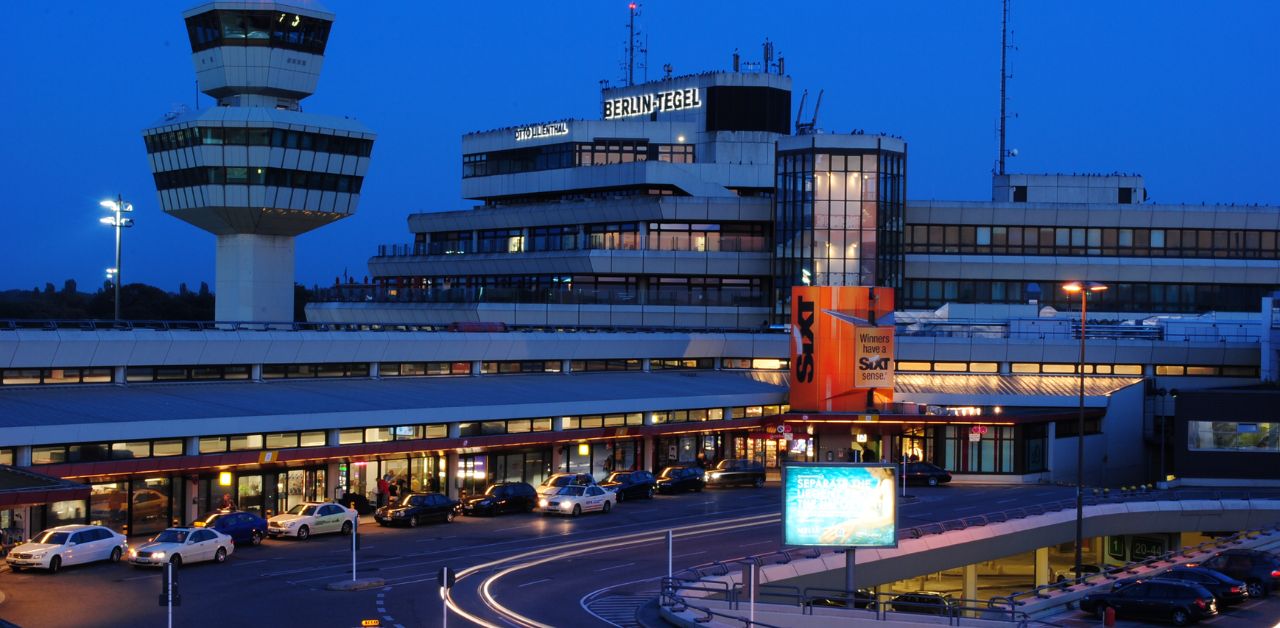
xmin=3 ymin=462 xmax=774 ymax=573
xmin=1080 ymin=549 xmax=1280 ymax=625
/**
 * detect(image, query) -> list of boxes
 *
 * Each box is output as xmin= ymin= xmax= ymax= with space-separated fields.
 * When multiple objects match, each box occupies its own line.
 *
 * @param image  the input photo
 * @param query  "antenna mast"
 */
xmin=625 ymin=3 xmax=645 ymax=86
xmin=997 ymin=0 xmax=1011 ymax=175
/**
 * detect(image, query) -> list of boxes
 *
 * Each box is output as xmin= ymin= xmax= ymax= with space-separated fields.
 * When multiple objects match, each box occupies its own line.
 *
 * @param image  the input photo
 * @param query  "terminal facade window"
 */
xmin=902 ymin=278 xmax=1275 ymax=313
xmin=906 ymin=224 xmax=1280 ymax=260
xmin=32 ymin=439 xmax=187 ymax=465
xmin=646 ymin=222 xmax=769 ymax=252
xmin=2 ymin=367 xmax=112 ymax=386
xmin=462 ymin=140 xmax=695 ymax=178
xmin=1187 ymin=421 xmax=1279 ymax=452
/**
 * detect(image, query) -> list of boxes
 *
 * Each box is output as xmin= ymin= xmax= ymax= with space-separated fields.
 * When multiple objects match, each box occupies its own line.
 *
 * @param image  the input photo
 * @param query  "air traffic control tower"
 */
xmin=143 ymin=3 xmax=375 ymax=321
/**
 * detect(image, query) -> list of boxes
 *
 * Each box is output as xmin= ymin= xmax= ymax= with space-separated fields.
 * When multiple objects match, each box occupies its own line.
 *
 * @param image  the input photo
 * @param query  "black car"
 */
xmin=705 ymin=459 xmax=766 ymax=488
xmin=599 ymin=471 xmax=655 ymax=502
xmin=374 ymin=492 xmax=459 ymax=527
xmin=656 ymin=466 xmax=705 ymax=494
xmin=904 ymin=462 xmax=952 ymax=486
xmin=808 ymin=589 xmax=877 ymax=610
xmin=1155 ymin=566 xmax=1249 ymax=606
xmin=888 ymin=591 xmax=952 ymax=616
xmin=1192 ymin=549 xmax=1280 ymax=598
xmin=461 ymin=482 xmax=538 ymax=516
xmin=1080 ymin=579 xmax=1217 ymax=626
xmin=193 ymin=510 xmax=268 ymax=546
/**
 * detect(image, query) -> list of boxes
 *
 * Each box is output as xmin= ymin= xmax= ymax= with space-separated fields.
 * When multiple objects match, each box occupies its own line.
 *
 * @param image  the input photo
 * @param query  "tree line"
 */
xmin=0 ymin=280 xmax=316 ymax=321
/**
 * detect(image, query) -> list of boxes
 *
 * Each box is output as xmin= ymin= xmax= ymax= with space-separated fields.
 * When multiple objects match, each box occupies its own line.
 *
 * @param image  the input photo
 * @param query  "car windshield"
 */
xmin=153 ymin=530 xmax=188 ymax=544
xmin=32 ymin=530 xmax=70 ymax=545
xmin=659 ymin=467 xmax=682 ymax=478
xmin=556 ymin=486 xmax=586 ymax=497
xmin=605 ymin=473 xmax=629 ymax=483
xmin=196 ymin=513 xmax=222 ymax=525
xmin=714 ymin=460 xmax=734 ymax=470
xmin=484 ymin=485 xmax=502 ymax=495
xmin=543 ymin=476 xmax=572 ymax=487
xmin=287 ymin=504 xmax=318 ymax=516
xmin=398 ymin=495 xmax=421 ymax=507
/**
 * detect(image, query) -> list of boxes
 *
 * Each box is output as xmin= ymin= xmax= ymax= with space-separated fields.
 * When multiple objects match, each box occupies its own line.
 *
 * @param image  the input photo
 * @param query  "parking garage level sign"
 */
xmin=782 ymin=463 xmax=897 ymax=548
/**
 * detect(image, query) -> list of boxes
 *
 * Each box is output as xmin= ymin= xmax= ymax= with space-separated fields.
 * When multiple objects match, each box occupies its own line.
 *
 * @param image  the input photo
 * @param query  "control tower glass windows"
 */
xmin=144 ymin=127 xmax=372 ymax=157
xmin=586 ymin=223 xmax=639 ymax=250
xmin=647 ymin=223 xmax=768 ymax=252
xmin=185 ymin=10 xmax=331 ymax=55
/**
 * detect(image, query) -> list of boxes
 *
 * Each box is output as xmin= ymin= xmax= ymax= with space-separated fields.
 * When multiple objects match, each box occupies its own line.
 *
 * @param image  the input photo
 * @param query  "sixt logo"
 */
xmin=859 ymin=357 xmax=891 ymax=370
xmin=794 ymin=297 xmax=816 ymax=383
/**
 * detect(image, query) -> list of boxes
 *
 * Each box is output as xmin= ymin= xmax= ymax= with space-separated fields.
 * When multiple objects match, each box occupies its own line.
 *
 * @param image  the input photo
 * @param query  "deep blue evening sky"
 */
xmin=1 ymin=1 xmax=1276 ymax=292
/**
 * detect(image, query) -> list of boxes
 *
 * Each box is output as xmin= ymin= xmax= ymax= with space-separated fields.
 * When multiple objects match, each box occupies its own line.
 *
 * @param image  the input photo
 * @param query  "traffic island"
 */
xmin=326 ymin=578 xmax=385 ymax=591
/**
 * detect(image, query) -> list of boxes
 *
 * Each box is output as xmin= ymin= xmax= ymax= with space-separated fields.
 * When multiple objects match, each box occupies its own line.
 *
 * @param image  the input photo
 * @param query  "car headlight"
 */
xmin=152 ymin=552 xmax=166 ymax=559
xmin=538 ymin=499 xmax=548 ymax=508
xmin=709 ymin=472 xmax=722 ymax=479
xmin=129 ymin=548 xmax=137 ymax=557
xmin=393 ymin=511 xmax=406 ymax=517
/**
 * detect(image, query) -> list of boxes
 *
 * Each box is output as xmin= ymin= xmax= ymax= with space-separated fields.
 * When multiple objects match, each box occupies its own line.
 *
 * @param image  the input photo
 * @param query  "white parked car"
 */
xmin=537 ymin=484 xmax=616 ymax=517
xmin=6 ymin=524 xmax=127 ymax=573
xmin=129 ymin=527 xmax=233 ymax=567
xmin=267 ymin=502 xmax=356 ymax=540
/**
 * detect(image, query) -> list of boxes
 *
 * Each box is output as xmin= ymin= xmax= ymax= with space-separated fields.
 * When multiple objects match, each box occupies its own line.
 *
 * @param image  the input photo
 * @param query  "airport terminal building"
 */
xmin=0 ymin=4 xmax=1277 ymax=538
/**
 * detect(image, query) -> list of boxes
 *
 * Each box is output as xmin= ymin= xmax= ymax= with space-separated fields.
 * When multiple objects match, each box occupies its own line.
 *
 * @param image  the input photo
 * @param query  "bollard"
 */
xmin=1104 ymin=605 xmax=1116 ymax=626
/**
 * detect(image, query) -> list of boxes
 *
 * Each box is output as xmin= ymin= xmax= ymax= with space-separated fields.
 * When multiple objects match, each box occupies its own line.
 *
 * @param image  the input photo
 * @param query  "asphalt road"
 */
xmin=6 ymin=483 xmax=1272 ymax=628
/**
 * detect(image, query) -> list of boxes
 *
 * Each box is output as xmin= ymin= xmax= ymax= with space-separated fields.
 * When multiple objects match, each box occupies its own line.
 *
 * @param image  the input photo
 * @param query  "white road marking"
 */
xmin=231 ymin=559 xmax=268 ymax=566
xmin=120 ymin=574 xmax=156 ymax=581
xmin=739 ymin=540 xmax=773 ymax=548
xmin=594 ymin=562 xmax=636 ymax=572
xmin=494 ymin=525 xmax=530 ymax=532
xmin=673 ymin=550 xmax=707 ymax=559
xmin=376 ymin=607 xmax=386 ymax=613
xmin=518 ymin=578 xmax=552 ymax=588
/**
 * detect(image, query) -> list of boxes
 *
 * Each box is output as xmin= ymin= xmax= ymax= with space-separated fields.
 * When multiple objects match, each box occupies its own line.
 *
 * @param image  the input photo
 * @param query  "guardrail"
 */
xmin=897 ymin=320 xmax=1259 ymax=343
xmin=664 ymin=488 xmax=1280 ymax=626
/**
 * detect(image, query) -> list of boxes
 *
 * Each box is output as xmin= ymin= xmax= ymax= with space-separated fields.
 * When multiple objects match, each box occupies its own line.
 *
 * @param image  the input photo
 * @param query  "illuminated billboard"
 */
xmin=782 ymin=462 xmax=897 ymax=548
xmin=790 ymin=286 xmax=895 ymax=412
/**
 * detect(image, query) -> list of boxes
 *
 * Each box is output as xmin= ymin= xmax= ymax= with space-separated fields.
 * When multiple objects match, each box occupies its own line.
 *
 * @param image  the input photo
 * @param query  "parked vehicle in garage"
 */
xmin=656 ymin=466 xmax=705 ymax=494
xmin=462 ymin=482 xmax=538 ymax=515
xmin=903 ymin=462 xmax=952 ymax=486
xmin=129 ymin=527 xmax=233 ymax=567
xmin=1055 ymin=563 xmax=1104 ymax=584
xmin=807 ymin=589 xmax=877 ymax=610
xmin=600 ymin=471 xmax=655 ymax=501
xmin=1080 ymin=579 xmax=1217 ymax=626
xmin=705 ymin=459 xmax=766 ymax=488
xmin=888 ymin=591 xmax=953 ymax=616
xmin=5 ymin=525 xmax=127 ymax=574
xmin=193 ymin=510 xmax=268 ymax=547
xmin=375 ymin=492 xmax=459 ymax=527
xmin=267 ymin=502 xmax=356 ymax=540
xmin=1190 ymin=549 xmax=1280 ymax=598
xmin=537 ymin=484 xmax=616 ymax=516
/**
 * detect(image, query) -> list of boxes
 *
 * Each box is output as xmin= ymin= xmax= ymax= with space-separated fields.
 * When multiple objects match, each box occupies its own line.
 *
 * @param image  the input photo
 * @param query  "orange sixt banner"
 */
xmin=790 ymin=286 xmax=895 ymax=413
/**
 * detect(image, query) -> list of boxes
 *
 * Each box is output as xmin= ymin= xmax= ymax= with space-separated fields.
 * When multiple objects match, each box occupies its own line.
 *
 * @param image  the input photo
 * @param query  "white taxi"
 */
xmin=129 ymin=527 xmax=234 ymax=567
xmin=267 ymin=502 xmax=356 ymax=540
xmin=536 ymin=484 xmax=616 ymax=517
xmin=6 ymin=524 xmax=127 ymax=573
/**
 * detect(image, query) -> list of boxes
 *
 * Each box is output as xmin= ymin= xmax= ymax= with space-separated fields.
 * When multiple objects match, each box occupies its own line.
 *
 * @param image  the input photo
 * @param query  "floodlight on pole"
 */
xmin=1062 ymin=280 xmax=1107 ymax=585
xmin=100 ymin=195 xmax=135 ymax=321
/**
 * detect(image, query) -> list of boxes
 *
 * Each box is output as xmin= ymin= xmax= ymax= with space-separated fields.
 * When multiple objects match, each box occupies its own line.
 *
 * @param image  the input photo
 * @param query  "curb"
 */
xmin=326 ymin=577 xmax=386 ymax=591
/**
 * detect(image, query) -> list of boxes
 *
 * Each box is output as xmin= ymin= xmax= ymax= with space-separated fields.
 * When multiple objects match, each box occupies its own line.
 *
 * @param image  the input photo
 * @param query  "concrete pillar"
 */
xmin=325 ymin=461 xmax=343 ymax=502
xmin=1034 ymin=547 xmax=1051 ymax=587
xmin=112 ymin=366 xmax=127 ymax=385
xmin=369 ymin=362 xmax=380 ymax=379
xmin=880 ymin=434 xmax=891 ymax=463
xmin=14 ymin=446 xmax=31 ymax=467
xmin=251 ymin=363 xmax=264 ymax=382
xmin=561 ymin=358 xmax=572 ymax=373
xmin=445 ymin=451 xmax=460 ymax=500
xmin=184 ymin=436 xmax=200 ymax=457
xmin=326 ymin=428 xmax=341 ymax=448
xmin=642 ymin=358 xmax=651 ymax=372
xmin=215 ymin=233 xmax=295 ymax=322
xmin=551 ymin=443 xmax=564 ymax=474
xmin=1092 ymin=536 xmax=1105 ymax=565
xmin=644 ymin=435 xmax=656 ymax=472
xmin=470 ymin=360 xmax=482 ymax=376
xmin=963 ymin=562 xmax=978 ymax=609
xmin=184 ymin=477 xmax=200 ymax=524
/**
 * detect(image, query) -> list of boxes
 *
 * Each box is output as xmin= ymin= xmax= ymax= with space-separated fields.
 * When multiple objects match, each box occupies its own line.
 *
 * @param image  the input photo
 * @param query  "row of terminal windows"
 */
xmin=462 ymin=141 xmax=694 ymax=178
xmin=902 ymin=279 xmax=1276 ymax=313
xmin=27 ymin=404 xmax=789 ymax=465
xmin=153 ymin=167 xmax=364 ymax=194
xmin=185 ymin=10 xmax=330 ymax=54
xmin=896 ymin=361 xmax=1257 ymax=377
xmin=375 ymin=275 xmax=768 ymax=308
xmin=424 ymin=222 xmax=770 ymax=254
xmin=144 ymin=127 xmax=372 ymax=157
xmin=905 ymin=225 xmax=1280 ymax=259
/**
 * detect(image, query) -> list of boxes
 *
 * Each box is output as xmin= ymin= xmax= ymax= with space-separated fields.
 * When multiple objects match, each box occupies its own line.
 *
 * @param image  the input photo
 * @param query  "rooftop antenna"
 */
xmin=663 ymin=63 xmax=673 ymax=79
xmin=763 ymin=38 xmax=774 ymax=74
xmin=624 ymin=2 xmax=647 ymax=86
xmin=795 ymin=90 xmax=808 ymax=130
xmin=732 ymin=48 xmax=740 ymax=72
xmin=996 ymin=0 xmax=1017 ymax=175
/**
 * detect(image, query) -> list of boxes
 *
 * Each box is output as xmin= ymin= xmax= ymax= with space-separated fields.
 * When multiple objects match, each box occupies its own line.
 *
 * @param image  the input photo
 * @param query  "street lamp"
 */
xmin=1062 ymin=280 xmax=1107 ymax=583
xmin=99 ymin=195 xmax=135 ymax=320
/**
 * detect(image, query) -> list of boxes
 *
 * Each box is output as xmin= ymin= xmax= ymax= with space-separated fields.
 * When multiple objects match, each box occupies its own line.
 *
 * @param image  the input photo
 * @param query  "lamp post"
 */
xmin=1062 ymin=280 xmax=1107 ymax=582
xmin=99 ymin=196 xmax=134 ymax=320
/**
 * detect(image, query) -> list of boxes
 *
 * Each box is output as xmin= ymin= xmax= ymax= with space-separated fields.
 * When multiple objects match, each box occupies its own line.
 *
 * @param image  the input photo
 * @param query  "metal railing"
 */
xmin=663 ymin=489 xmax=1280 ymax=626
xmin=0 ymin=319 xmax=783 ymax=335
xmin=897 ymin=320 xmax=1260 ymax=343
